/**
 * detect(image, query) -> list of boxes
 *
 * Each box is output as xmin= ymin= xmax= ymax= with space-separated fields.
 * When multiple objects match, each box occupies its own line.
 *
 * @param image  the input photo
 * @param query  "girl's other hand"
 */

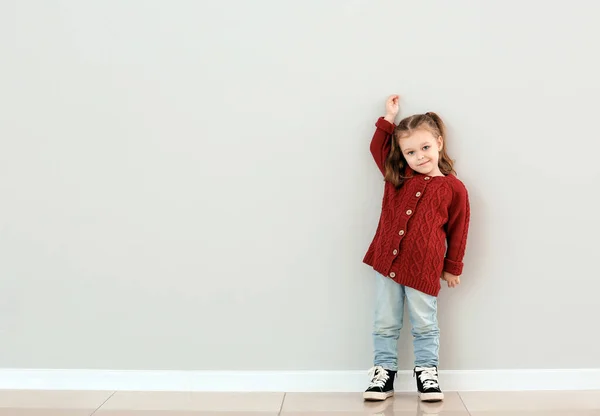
xmin=442 ymin=271 xmax=461 ymax=288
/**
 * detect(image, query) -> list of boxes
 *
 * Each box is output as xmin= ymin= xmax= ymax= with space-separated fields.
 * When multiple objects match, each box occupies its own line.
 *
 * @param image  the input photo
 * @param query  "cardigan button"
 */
xmin=406 ymin=209 xmax=413 ymax=215
xmin=424 ymin=176 xmax=431 ymax=180
xmin=399 ymin=230 xmax=405 ymax=235
xmin=416 ymin=192 xmax=422 ymax=197
xmin=393 ymin=249 xmax=398 ymax=255
xmin=389 ymin=272 xmax=396 ymax=278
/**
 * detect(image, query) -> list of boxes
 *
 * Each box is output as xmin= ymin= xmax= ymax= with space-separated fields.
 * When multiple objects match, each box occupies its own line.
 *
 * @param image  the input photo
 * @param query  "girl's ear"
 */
xmin=437 ymin=135 xmax=444 ymax=151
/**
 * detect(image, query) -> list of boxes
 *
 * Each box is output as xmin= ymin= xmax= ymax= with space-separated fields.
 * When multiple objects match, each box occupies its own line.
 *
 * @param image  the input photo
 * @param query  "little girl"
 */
xmin=362 ymin=95 xmax=470 ymax=402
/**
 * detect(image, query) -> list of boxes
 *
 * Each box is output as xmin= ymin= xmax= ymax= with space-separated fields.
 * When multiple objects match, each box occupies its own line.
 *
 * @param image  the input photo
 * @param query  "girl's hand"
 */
xmin=442 ymin=271 xmax=461 ymax=288
xmin=384 ymin=95 xmax=400 ymax=123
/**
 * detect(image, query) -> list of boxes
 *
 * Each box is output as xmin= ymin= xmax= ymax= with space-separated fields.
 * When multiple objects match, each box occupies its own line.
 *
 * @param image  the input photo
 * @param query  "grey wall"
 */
xmin=1 ymin=0 xmax=599 ymax=371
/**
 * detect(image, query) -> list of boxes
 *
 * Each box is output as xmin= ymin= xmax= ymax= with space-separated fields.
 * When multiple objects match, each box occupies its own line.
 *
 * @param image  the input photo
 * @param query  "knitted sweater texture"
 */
xmin=363 ymin=117 xmax=470 ymax=296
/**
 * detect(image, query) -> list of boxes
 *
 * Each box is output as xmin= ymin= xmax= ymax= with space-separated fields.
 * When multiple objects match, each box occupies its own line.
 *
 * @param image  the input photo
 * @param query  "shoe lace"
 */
xmin=414 ymin=366 xmax=439 ymax=389
xmin=367 ymin=366 xmax=389 ymax=389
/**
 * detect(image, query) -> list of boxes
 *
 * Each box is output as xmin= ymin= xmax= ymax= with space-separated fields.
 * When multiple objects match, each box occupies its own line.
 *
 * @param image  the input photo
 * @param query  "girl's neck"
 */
xmin=427 ymin=167 xmax=445 ymax=177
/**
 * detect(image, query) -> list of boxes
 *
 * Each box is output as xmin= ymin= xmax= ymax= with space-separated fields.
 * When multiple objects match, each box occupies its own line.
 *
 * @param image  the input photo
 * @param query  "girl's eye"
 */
xmin=407 ymin=151 xmax=414 ymax=156
xmin=423 ymin=146 xmax=430 ymax=150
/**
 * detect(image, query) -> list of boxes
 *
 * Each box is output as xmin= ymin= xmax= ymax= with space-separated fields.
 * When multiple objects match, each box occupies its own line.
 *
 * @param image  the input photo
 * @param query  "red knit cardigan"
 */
xmin=363 ymin=117 xmax=470 ymax=296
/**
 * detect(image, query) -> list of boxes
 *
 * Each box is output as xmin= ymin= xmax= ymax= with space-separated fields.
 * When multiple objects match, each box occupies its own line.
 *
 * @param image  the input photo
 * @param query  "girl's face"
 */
xmin=399 ymin=129 xmax=444 ymax=176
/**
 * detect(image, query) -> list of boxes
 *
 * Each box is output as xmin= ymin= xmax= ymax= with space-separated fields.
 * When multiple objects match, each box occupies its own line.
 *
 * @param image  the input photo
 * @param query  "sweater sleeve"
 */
xmin=369 ymin=117 xmax=395 ymax=176
xmin=443 ymin=180 xmax=471 ymax=276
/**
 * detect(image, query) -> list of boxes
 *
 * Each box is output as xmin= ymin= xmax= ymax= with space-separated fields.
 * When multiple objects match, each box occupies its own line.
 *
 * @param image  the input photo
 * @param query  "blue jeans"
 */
xmin=373 ymin=272 xmax=439 ymax=371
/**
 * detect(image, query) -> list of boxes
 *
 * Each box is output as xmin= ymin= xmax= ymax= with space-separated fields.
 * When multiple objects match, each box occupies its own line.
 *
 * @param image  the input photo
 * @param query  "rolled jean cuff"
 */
xmin=414 ymin=360 xmax=438 ymax=368
xmin=374 ymin=362 xmax=398 ymax=371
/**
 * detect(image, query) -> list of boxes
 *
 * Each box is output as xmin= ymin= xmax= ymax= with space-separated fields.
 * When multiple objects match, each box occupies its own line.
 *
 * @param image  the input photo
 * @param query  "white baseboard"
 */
xmin=0 ymin=369 xmax=598 ymax=392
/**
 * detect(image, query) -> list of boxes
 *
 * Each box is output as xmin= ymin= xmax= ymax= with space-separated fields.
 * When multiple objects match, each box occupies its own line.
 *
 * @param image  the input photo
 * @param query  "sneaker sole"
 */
xmin=419 ymin=391 xmax=444 ymax=402
xmin=363 ymin=391 xmax=394 ymax=401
